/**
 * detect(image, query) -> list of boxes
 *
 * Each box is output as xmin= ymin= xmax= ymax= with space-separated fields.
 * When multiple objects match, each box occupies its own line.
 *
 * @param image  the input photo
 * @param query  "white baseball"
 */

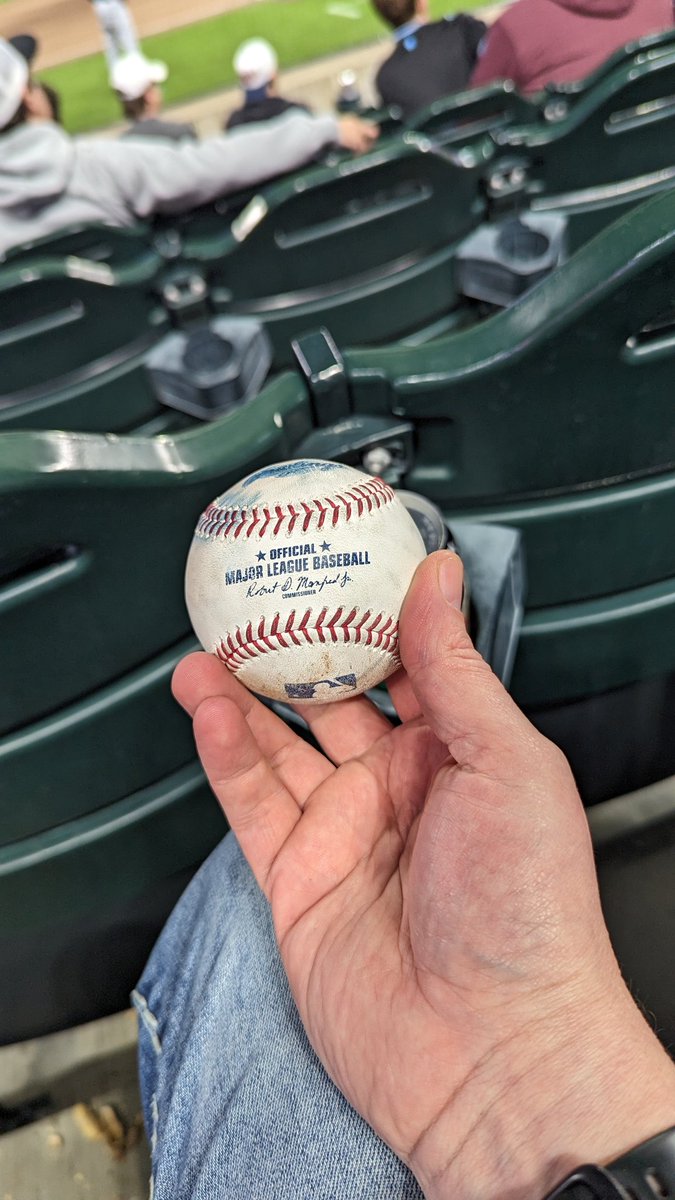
xmin=185 ymin=459 xmax=427 ymax=704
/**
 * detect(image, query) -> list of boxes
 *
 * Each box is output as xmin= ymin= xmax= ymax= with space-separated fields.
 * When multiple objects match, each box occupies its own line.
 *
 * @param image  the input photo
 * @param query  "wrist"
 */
xmin=410 ymin=985 xmax=675 ymax=1200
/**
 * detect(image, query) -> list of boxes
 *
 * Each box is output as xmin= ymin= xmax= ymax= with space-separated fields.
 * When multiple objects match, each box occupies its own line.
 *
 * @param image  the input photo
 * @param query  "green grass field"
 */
xmin=40 ymin=0 xmax=488 ymax=133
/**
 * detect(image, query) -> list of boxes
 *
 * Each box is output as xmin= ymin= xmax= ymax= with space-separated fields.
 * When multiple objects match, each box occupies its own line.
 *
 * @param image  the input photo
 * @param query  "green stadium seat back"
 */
xmin=0 ymin=266 xmax=169 ymax=433
xmin=0 ymin=761 xmax=226 ymax=1042
xmin=0 ymin=372 xmax=312 ymax=732
xmin=180 ymin=137 xmax=490 ymax=357
xmin=408 ymin=81 xmax=538 ymax=143
xmin=1 ymin=221 xmax=162 ymax=286
xmin=453 ymin=469 xmax=675 ymax=609
xmin=0 ymin=639 xmax=198 ymax=845
xmin=511 ymin=573 xmax=675 ymax=706
xmin=339 ymin=188 xmax=675 ymax=501
xmin=244 ymin=242 xmax=463 ymax=365
xmin=538 ymin=26 xmax=675 ymax=118
xmin=533 ymin=173 xmax=675 ymax=255
xmin=494 ymin=50 xmax=675 ymax=196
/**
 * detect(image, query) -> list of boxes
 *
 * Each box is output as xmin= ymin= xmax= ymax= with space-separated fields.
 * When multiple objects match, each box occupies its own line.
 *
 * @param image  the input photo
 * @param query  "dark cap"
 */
xmin=8 ymin=34 xmax=38 ymax=65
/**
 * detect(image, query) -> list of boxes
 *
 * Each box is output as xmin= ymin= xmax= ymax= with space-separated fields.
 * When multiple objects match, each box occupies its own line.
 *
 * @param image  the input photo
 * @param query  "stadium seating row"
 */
xmin=3 ymin=31 xmax=675 ymax=1043
xmin=4 ymin=39 xmax=675 ymax=441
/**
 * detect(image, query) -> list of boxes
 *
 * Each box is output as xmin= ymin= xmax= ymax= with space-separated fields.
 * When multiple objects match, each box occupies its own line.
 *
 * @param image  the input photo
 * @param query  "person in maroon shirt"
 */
xmin=471 ymin=0 xmax=673 ymax=94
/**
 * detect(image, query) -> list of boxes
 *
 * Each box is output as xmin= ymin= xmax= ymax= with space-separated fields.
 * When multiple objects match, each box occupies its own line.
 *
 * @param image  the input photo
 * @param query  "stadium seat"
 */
xmin=0 ymin=220 xmax=163 ymax=280
xmin=0 ymin=761 xmax=227 ymax=1044
xmin=456 ymin=469 xmax=675 ymax=610
xmin=319 ymin=186 xmax=675 ymax=501
xmin=178 ymin=134 xmax=492 ymax=363
xmin=0 ymin=257 xmax=172 ymax=434
xmin=538 ymin=25 xmax=675 ymax=120
xmin=0 ymin=639 xmax=198 ymax=845
xmin=488 ymin=50 xmax=675 ymax=248
xmin=407 ymin=80 xmax=538 ymax=142
xmin=0 ymin=372 xmax=312 ymax=733
xmin=513 ymin=574 xmax=675 ymax=707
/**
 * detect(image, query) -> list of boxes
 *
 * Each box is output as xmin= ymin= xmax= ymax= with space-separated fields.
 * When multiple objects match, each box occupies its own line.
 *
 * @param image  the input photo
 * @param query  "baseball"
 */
xmin=185 ymin=459 xmax=427 ymax=704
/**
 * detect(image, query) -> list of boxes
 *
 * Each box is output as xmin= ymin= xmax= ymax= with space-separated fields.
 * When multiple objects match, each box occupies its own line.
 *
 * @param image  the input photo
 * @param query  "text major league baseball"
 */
xmin=224 ymin=540 xmax=372 ymax=600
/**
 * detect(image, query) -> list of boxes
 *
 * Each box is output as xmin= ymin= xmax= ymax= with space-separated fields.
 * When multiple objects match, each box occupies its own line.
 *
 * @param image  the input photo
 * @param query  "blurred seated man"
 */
xmin=0 ymin=38 xmax=378 ymax=258
xmin=8 ymin=34 xmax=38 ymax=65
xmin=8 ymin=33 xmax=62 ymax=122
xmin=373 ymin=0 xmax=486 ymax=118
xmin=471 ymin=0 xmax=673 ymax=94
xmin=226 ymin=38 xmax=309 ymax=131
xmin=112 ymin=53 xmax=197 ymax=142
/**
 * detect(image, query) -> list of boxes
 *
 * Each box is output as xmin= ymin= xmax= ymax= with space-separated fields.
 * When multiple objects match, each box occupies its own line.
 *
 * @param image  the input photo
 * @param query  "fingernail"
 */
xmin=438 ymin=551 xmax=463 ymax=609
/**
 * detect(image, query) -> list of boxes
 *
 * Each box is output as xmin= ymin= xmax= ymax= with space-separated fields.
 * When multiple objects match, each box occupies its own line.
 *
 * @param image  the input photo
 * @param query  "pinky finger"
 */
xmin=193 ymin=695 xmax=301 ymax=896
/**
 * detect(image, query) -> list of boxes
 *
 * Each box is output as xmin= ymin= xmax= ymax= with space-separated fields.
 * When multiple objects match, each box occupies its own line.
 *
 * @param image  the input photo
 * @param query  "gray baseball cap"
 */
xmin=0 ymin=38 xmax=29 ymax=129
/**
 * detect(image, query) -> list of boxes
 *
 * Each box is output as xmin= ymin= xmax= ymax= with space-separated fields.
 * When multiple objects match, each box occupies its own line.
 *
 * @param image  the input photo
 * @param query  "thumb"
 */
xmin=399 ymin=551 xmax=550 ymax=778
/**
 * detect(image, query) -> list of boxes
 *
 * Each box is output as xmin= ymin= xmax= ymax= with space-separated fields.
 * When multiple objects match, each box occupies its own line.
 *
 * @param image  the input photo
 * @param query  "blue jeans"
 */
xmin=133 ymin=831 xmax=424 ymax=1199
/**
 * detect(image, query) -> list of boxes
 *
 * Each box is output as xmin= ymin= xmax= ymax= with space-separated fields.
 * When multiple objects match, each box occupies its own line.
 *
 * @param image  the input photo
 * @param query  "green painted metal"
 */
xmin=493 ymin=50 xmax=675 ymax=196
xmin=0 ymin=761 xmax=225 ymax=933
xmin=337 ymin=187 xmax=675 ymax=501
xmin=180 ymin=135 xmax=491 ymax=362
xmin=0 ymin=221 xmax=162 ymax=283
xmin=513 ymin=575 xmax=675 ymax=706
xmin=407 ymin=81 xmax=538 ymax=143
xmin=538 ymin=26 xmax=675 ymax=114
xmin=0 ymin=638 xmax=198 ymax=845
xmin=0 ymin=373 xmax=312 ymax=732
xmin=453 ymin=470 xmax=675 ymax=609
xmin=0 ymin=264 xmax=169 ymax=433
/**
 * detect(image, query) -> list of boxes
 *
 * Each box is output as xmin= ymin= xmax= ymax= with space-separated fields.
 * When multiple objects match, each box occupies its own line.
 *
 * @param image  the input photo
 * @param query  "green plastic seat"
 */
xmin=0 ymin=761 xmax=227 ymax=1043
xmin=0 ymin=221 xmax=163 ymax=281
xmin=179 ymin=134 xmax=492 ymax=363
xmin=513 ymin=574 xmax=675 ymax=707
xmin=538 ymin=26 xmax=675 ymax=120
xmin=407 ymin=81 xmax=538 ymax=143
xmin=455 ymin=469 xmax=675 ymax=609
xmin=0 ymin=374 xmax=312 ymax=734
xmin=0 ymin=257 xmax=171 ymax=434
xmin=314 ymin=187 xmax=675 ymax=502
xmin=0 ymin=639 xmax=198 ymax=845
xmin=488 ymin=50 xmax=675 ymax=248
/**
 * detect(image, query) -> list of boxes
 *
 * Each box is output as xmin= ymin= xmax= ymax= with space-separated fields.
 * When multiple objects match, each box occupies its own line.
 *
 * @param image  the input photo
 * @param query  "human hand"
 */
xmin=337 ymin=114 xmax=379 ymax=154
xmin=173 ymin=551 xmax=675 ymax=1200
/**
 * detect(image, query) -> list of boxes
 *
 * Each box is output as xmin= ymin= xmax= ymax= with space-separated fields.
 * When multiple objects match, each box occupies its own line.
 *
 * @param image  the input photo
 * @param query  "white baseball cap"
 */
xmin=110 ymin=53 xmax=168 ymax=102
xmin=233 ymin=39 xmax=278 ymax=91
xmin=0 ymin=38 xmax=29 ymax=130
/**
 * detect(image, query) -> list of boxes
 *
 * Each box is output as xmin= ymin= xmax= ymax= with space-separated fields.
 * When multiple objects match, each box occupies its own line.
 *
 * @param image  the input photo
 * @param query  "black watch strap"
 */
xmin=545 ymin=1127 xmax=675 ymax=1200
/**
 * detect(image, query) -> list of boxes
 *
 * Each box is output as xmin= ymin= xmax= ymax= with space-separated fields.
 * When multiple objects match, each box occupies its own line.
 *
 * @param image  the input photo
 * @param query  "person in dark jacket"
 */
xmin=471 ymin=0 xmax=673 ymax=93
xmin=225 ymin=38 xmax=309 ymax=131
xmin=111 ymin=52 xmax=198 ymax=142
xmin=373 ymin=0 xmax=486 ymax=118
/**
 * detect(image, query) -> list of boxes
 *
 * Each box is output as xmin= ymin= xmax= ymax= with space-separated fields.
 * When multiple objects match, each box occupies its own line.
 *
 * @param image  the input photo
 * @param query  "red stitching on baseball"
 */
xmin=195 ymin=477 xmax=395 ymax=541
xmin=214 ymin=607 xmax=399 ymax=674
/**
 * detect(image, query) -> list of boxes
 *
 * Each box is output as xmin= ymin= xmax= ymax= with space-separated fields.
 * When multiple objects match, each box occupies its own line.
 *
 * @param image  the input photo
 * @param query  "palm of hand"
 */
xmin=174 ymin=555 xmax=675 ymax=1200
xmin=177 ymin=642 xmax=602 ymax=1172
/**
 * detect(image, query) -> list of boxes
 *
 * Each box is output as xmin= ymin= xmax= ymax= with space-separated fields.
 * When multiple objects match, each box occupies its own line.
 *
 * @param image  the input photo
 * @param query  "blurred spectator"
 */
xmin=112 ymin=53 xmax=197 ymax=142
xmin=226 ymin=38 xmax=309 ymax=131
xmin=40 ymin=82 xmax=62 ymax=124
xmin=8 ymin=35 xmax=38 ymax=65
xmin=471 ymin=0 xmax=673 ymax=93
xmin=0 ymin=38 xmax=378 ymax=256
xmin=6 ymin=35 xmax=61 ymax=122
xmin=373 ymin=0 xmax=486 ymax=118
xmin=3 ymin=34 xmax=61 ymax=125
xmin=89 ymin=0 xmax=142 ymax=71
